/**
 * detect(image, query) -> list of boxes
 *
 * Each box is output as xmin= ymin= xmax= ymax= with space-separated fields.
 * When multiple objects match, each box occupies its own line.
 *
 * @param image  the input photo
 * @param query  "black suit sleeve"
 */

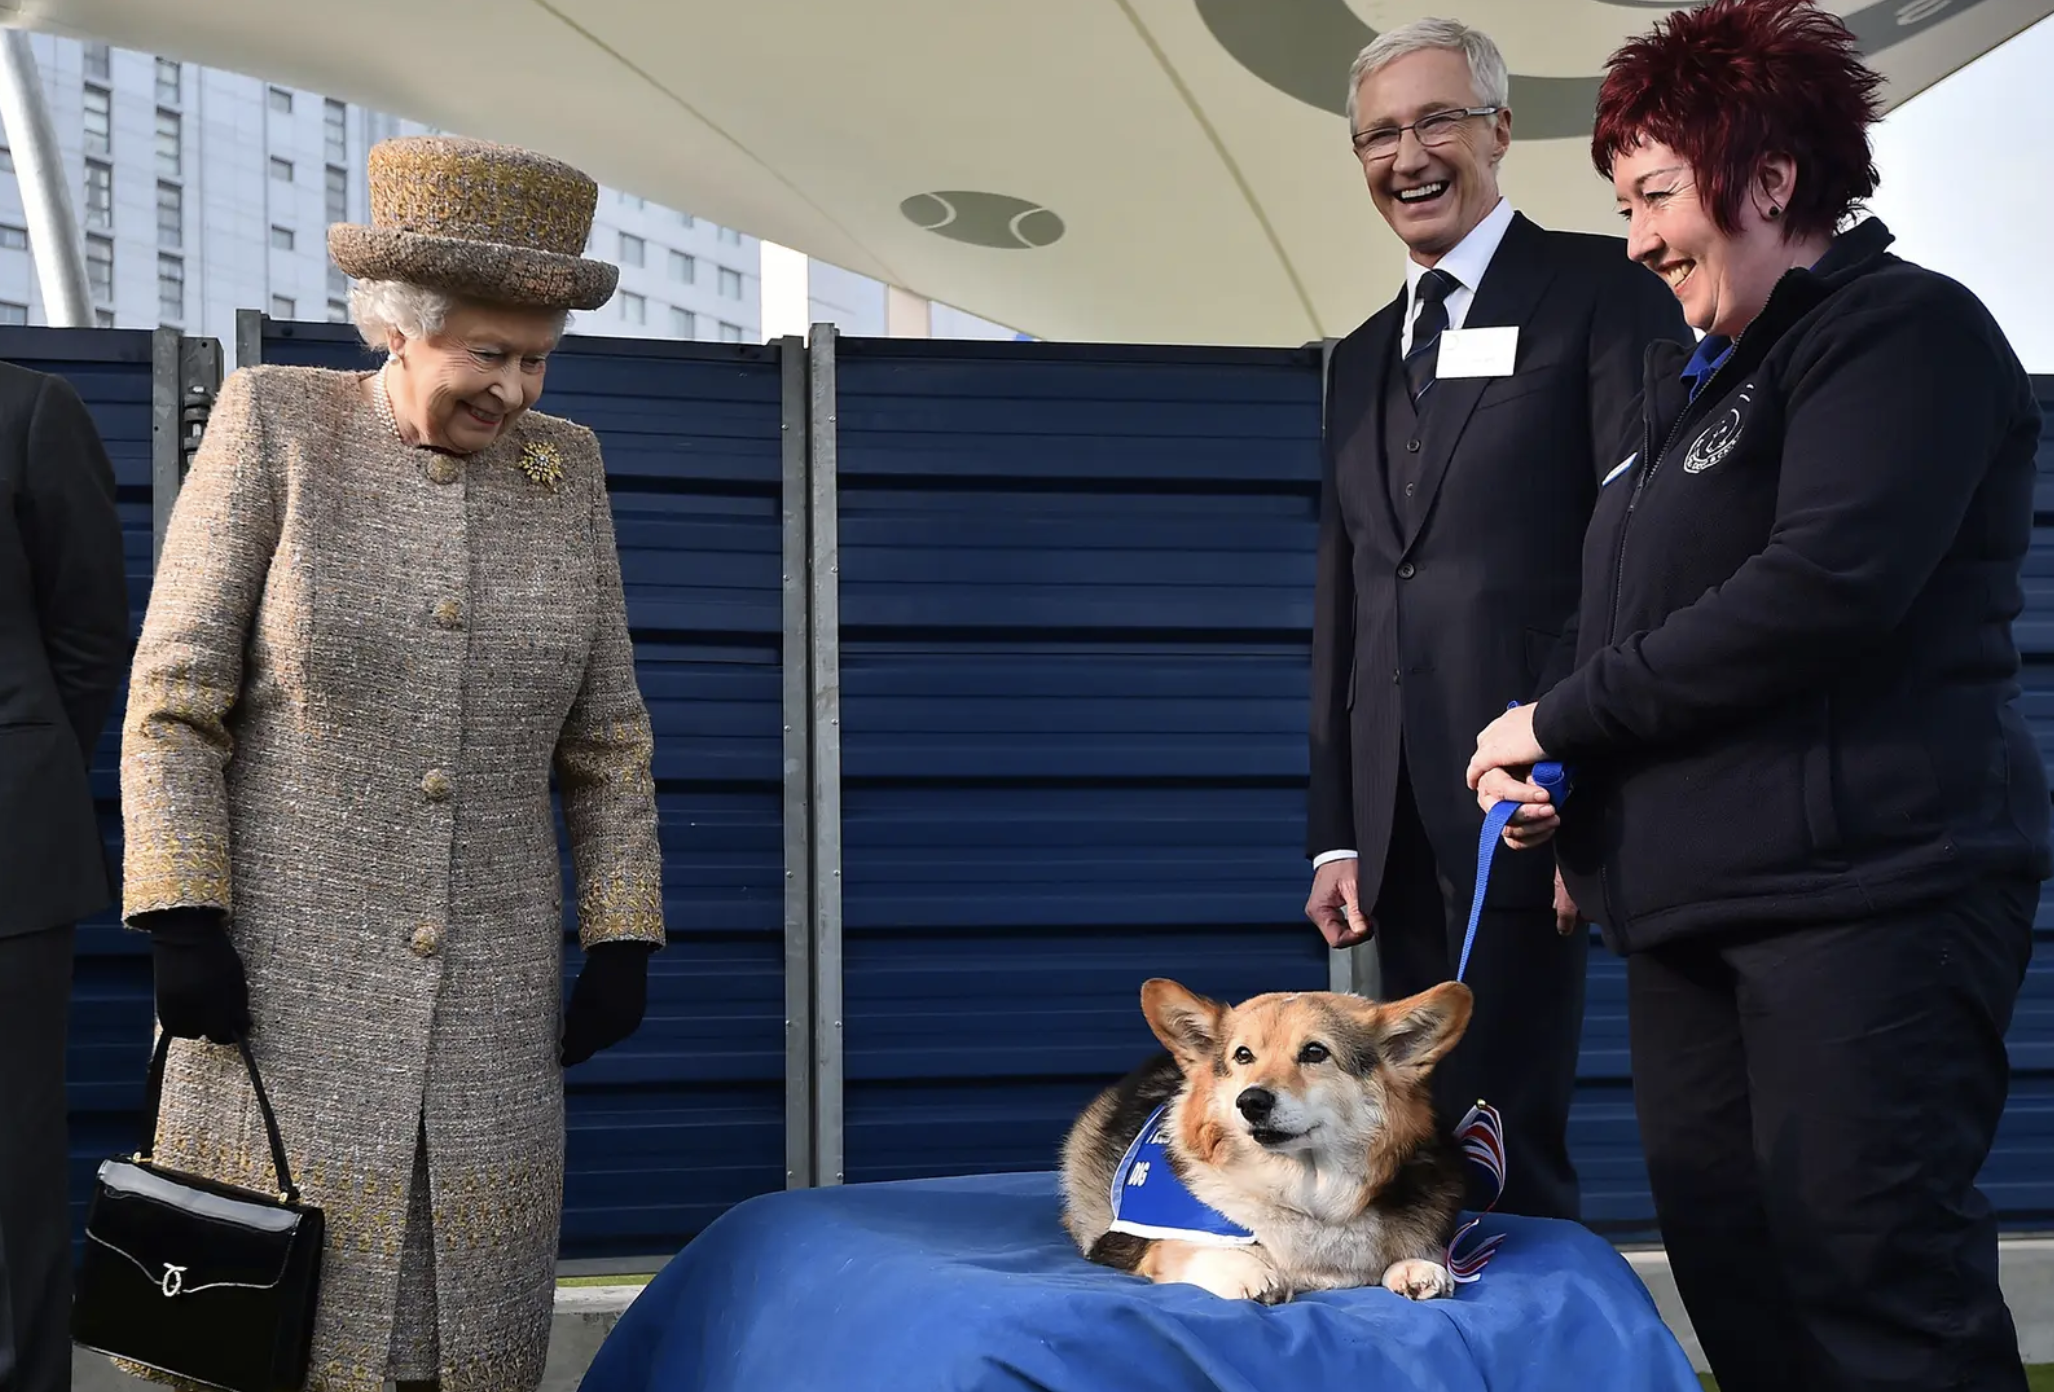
xmin=1306 ymin=348 xmax=1356 ymax=859
xmin=20 ymin=374 xmax=130 ymax=765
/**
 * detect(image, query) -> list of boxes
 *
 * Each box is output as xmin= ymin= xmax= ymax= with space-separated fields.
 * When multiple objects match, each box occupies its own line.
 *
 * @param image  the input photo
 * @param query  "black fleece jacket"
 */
xmin=1533 ymin=218 xmax=2051 ymax=952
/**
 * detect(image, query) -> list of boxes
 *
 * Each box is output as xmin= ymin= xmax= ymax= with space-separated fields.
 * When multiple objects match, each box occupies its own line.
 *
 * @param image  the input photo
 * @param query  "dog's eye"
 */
xmin=1232 ymin=1046 xmax=1254 ymax=1065
xmin=1298 ymin=1042 xmax=1330 ymax=1064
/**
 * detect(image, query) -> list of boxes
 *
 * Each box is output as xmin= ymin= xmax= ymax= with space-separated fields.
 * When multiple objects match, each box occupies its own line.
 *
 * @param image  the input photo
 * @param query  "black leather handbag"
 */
xmin=72 ymin=1030 xmax=325 ymax=1392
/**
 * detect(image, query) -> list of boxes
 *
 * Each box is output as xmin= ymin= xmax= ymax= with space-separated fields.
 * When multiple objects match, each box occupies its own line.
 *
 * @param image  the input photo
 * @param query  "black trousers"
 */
xmin=1629 ymin=879 xmax=2036 ymax=1392
xmin=1371 ymin=762 xmax=1586 ymax=1221
xmin=0 ymin=923 xmax=74 ymax=1392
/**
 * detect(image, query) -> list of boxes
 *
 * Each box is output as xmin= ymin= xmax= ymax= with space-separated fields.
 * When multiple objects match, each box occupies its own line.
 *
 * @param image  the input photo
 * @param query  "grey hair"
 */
xmin=1345 ymin=18 xmax=1511 ymax=133
xmin=347 ymin=279 xmax=572 ymax=353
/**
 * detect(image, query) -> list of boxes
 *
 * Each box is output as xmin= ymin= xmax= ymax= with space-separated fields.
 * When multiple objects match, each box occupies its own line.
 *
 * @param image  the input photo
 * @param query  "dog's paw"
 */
xmin=1172 ymin=1245 xmax=1290 ymax=1304
xmin=1381 ymin=1258 xmax=1455 ymax=1301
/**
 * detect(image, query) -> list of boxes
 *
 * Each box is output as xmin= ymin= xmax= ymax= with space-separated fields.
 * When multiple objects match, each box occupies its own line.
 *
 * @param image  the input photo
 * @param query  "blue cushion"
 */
xmin=580 ymin=1171 xmax=1701 ymax=1392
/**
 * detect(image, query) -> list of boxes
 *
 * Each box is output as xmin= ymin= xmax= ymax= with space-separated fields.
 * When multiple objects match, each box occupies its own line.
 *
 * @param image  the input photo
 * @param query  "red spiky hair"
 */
xmin=1591 ymin=0 xmax=1884 ymax=240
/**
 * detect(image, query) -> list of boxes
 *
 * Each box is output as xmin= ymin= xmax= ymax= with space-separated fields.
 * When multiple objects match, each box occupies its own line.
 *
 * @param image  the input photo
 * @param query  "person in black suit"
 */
xmin=0 ymin=358 xmax=130 ymax=1392
xmin=1304 ymin=17 xmax=1691 ymax=1221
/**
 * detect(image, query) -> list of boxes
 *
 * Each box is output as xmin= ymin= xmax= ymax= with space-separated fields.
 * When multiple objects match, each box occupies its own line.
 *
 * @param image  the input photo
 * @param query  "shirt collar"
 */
xmin=1406 ymin=196 xmax=1515 ymax=306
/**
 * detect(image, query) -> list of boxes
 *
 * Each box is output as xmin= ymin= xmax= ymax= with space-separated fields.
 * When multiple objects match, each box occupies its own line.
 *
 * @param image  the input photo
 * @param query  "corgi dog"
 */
xmin=1059 ymin=978 xmax=1474 ymax=1305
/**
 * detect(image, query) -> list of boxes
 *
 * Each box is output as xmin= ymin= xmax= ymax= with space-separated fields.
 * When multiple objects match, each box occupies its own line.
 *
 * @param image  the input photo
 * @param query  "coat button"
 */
xmin=432 ymin=599 xmax=463 ymax=630
xmin=1405 ymin=439 xmax=1421 ymax=453
xmin=410 ymin=923 xmax=442 ymax=958
xmin=421 ymin=769 xmax=453 ymax=802
xmin=1397 ymin=561 xmax=1416 ymax=579
xmin=425 ymin=456 xmax=461 ymax=486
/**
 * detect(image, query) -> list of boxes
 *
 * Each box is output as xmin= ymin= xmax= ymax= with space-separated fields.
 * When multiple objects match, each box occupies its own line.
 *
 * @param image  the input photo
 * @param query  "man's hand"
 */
xmin=1306 ymin=859 xmax=1372 ymax=949
xmin=1553 ymin=867 xmax=1585 ymax=937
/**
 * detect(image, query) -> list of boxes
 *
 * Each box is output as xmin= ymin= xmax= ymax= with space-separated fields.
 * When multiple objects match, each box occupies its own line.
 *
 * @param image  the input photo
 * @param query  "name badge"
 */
xmin=1436 ymin=326 xmax=1518 ymax=378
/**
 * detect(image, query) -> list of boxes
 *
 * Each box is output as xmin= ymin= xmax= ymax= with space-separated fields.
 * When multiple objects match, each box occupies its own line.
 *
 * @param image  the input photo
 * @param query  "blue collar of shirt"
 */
xmin=1680 ymin=334 xmax=1734 ymax=401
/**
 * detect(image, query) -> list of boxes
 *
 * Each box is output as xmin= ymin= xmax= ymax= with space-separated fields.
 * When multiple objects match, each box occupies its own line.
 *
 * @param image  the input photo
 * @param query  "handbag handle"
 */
xmin=139 ymin=1030 xmax=302 ymax=1205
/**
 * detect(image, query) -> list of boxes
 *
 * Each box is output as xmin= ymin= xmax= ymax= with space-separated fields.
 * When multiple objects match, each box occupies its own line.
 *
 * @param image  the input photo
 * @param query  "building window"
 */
xmin=155 ymin=57 xmax=181 ymax=105
xmin=0 ymin=145 xmax=12 ymax=173
xmin=670 ymin=306 xmax=693 ymax=338
xmin=718 ymin=226 xmax=741 ymax=246
xmin=325 ymin=164 xmax=347 ymax=225
xmin=83 ymin=43 xmax=110 ymax=83
xmin=271 ymin=225 xmax=296 ymax=251
xmin=157 ymin=180 xmax=182 ymax=248
xmin=83 ymin=85 xmax=111 ymax=157
xmin=620 ymin=291 xmax=646 ymax=325
xmin=85 ymin=236 xmax=113 ymax=304
xmin=718 ymin=321 xmax=744 ymax=342
xmin=156 ymin=108 xmax=181 ymax=176
xmin=94 ymin=309 xmax=114 ymax=328
xmin=0 ymin=225 xmax=24 ymax=250
xmin=323 ymin=99 xmax=347 ymax=164
xmin=0 ymin=302 xmax=26 ymax=326
xmin=268 ymin=86 xmax=293 ymax=114
xmin=158 ymin=254 xmax=183 ymax=324
xmin=327 ymin=298 xmax=349 ymax=323
xmin=677 ymin=210 xmax=695 ymax=228
xmin=668 ymin=250 xmax=693 ymax=283
xmin=269 ymin=156 xmax=294 ymax=183
xmin=83 ymin=161 xmax=113 ymax=232
xmin=270 ymin=295 xmax=296 ymax=319
xmin=718 ymin=267 xmax=743 ymax=299
xmin=618 ymin=232 xmax=644 ymax=267
xmin=328 ymin=264 xmax=348 ymax=296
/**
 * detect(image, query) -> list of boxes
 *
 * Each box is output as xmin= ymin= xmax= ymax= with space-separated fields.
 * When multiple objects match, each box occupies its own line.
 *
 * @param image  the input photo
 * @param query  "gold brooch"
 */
xmin=516 ymin=440 xmax=565 ymax=491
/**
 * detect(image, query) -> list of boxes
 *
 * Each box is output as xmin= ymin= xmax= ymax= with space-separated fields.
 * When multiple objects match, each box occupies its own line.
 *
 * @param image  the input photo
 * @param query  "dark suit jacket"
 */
xmin=0 ymin=359 xmax=130 ymax=937
xmin=1308 ymin=212 xmax=1692 ymax=912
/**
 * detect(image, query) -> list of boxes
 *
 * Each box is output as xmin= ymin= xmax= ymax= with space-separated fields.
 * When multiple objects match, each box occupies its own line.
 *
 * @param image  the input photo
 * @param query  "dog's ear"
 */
xmin=1140 ymin=978 xmax=1227 ymax=1070
xmin=1376 ymin=982 xmax=1473 ymax=1076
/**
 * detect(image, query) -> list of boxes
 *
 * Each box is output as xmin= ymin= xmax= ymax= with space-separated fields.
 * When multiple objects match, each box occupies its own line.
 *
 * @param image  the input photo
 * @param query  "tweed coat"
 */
xmin=118 ymin=364 xmax=665 ymax=1392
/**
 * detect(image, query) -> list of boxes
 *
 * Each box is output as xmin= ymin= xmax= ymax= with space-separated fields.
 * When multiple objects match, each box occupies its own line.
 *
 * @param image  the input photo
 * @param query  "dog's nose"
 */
xmin=1236 ymin=1087 xmax=1275 ymax=1122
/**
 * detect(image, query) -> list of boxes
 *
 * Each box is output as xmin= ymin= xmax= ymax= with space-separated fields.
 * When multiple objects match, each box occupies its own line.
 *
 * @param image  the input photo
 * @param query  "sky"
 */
xmin=1865 ymin=15 xmax=2054 ymax=370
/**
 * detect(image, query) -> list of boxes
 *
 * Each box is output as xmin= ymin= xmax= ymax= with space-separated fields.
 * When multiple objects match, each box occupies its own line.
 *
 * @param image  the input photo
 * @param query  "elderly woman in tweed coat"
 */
xmin=118 ymin=136 xmax=664 ymax=1392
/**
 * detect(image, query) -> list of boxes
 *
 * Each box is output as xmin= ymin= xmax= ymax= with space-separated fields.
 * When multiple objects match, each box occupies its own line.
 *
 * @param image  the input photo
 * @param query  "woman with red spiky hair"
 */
xmin=1464 ymin=2 xmax=2047 ymax=1388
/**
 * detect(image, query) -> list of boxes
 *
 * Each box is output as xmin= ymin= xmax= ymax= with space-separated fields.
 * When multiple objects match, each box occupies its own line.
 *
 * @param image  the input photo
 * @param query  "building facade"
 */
xmin=0 ymin=34 xmax=766 ymax=348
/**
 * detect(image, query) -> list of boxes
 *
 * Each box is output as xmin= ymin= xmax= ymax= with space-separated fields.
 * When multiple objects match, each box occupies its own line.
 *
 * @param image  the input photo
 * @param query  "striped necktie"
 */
xmin=1404 ymin=268 xmax=1457 ymax=406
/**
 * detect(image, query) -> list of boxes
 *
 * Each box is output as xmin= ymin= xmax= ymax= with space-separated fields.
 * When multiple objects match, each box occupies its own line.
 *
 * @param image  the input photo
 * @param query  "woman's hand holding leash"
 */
xmin=1467 ymin=702 xmax=1562 ymax=848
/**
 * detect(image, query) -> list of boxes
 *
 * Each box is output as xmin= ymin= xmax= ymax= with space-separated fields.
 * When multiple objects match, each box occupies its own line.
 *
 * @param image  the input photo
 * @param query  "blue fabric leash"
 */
xmin=1457 ymin=703 xmax=1571 ymax=984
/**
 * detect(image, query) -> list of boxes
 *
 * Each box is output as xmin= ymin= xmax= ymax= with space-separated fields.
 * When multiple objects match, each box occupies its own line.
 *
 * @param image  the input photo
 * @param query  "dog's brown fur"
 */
xmin=1060 ymin=979 xmax=1473 ymax=1304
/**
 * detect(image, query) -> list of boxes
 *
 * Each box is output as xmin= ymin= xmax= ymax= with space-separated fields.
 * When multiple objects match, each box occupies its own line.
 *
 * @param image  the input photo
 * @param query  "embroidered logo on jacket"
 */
xmin=1683 ymin=387 xmax=1752 ymax=474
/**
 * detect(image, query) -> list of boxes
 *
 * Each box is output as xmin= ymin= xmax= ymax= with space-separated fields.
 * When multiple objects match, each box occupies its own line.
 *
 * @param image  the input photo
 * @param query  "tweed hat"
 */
xmin=328 ymin=136 xmax=618 ymax=311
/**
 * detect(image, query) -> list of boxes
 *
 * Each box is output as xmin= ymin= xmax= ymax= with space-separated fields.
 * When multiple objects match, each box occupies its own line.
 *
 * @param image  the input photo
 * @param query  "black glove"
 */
xmin=144 ymin=908 xmax=252 ymax=1045
xmin=561 ymin=941 xmax=656 ymax=1067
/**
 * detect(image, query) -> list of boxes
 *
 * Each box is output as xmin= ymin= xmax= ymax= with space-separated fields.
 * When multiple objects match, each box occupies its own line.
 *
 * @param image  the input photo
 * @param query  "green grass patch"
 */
xmin=558 ymin=1273 xmax=655 ymax=1289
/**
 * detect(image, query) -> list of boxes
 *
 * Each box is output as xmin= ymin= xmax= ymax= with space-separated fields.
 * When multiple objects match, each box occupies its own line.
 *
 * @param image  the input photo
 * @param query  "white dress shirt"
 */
xmin=1315 ymin=196 xmax=1518 ymax=873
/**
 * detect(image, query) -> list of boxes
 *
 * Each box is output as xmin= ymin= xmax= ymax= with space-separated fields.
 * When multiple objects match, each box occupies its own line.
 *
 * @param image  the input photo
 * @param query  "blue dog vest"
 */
xmin=1106 ymin=1103 xmax=1256 ymax=1245
xmin=1104 ymin=1099 xmax=1510 ymax=1281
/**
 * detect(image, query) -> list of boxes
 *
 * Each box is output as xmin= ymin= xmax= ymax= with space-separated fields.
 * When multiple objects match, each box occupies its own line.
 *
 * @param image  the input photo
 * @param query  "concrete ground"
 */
xmin=69 ymin=1236 xmax=2054 ymax=1390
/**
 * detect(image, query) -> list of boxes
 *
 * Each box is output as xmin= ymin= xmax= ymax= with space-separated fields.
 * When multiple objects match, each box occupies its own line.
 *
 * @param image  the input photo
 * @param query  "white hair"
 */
xmin=347 ymin=279 xmax=572 ymax=354
xmin=1345 ymin=18 xmax=1511 ymax=133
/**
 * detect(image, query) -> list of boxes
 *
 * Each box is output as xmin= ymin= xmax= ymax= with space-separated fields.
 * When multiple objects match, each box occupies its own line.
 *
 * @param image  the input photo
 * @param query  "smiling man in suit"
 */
xmin=1304 ymin=18 xmax=1690 ymax=1220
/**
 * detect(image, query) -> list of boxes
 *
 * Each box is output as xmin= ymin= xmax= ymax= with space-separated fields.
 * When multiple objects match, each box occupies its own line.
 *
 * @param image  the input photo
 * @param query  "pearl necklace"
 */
xmin=371 ymin=361 xmax=408 ymax=445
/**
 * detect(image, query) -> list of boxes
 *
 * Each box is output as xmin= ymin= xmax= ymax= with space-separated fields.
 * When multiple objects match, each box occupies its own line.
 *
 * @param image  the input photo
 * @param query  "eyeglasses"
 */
xmin=1351 ymin=106 xmax=1501 ymax=162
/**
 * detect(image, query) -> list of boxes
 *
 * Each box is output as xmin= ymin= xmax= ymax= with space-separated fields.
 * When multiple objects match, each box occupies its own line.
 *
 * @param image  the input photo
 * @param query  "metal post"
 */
xmin=778 ymin=334 xmax=816 ymax=1190
xmin=1312 ymin=335 xmax=1382 ymax=1001
xmin=149 ymin=331 xmax=224 ymax=566
xmin=806 ymin=323 xmax=845 ymax=1187
xmin=235 ymin=309 xmax=265 ymax=370
xmin=0 ymin=29 xmax=91 ymax=326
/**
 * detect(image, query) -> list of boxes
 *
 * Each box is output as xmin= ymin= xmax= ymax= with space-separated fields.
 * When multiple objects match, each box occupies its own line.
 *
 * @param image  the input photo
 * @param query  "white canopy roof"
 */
xmin=16 ymin=0 xmax=2046 ymax=344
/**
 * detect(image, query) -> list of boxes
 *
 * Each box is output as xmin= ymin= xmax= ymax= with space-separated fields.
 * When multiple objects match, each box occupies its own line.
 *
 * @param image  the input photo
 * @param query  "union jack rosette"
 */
xmin=1445 ymin=1099 xmax=1508 ymax=1284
